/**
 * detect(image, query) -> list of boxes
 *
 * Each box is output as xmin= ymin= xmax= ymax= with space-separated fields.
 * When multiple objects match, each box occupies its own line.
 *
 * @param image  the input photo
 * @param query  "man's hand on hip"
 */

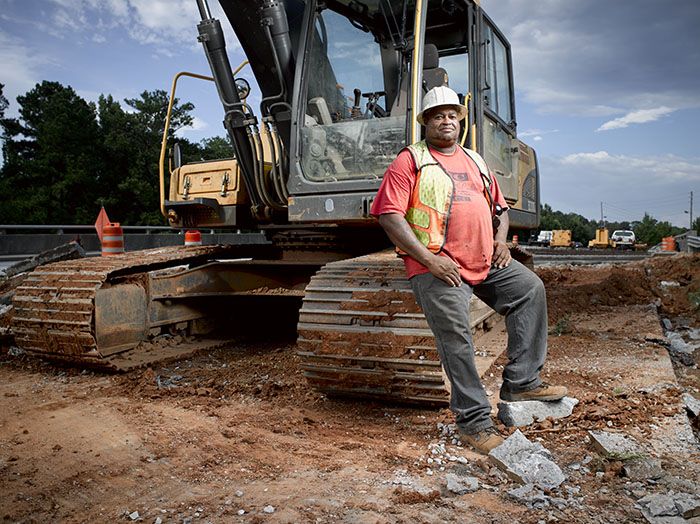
xmin=427 ymin=255 xmax=462 ymax=287
xmin=492 ymin=241 xmax=512 ymax=269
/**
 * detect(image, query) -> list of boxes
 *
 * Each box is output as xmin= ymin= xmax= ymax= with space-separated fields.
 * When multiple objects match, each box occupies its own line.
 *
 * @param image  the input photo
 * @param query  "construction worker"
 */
xmin=370 ymin=86 xmax=567 ymax=454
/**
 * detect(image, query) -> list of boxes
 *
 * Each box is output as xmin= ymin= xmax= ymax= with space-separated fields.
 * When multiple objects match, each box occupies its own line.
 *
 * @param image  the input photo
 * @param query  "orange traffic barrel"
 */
xmin=184 ymin=230 xmax=202 ymax=246
xmin=512 ymin=235 xmax=519 ymax=245
xmin=661 ymin=236 xmax=676 ymax=252
xmin=101 ymin=223 xmax=124 ymax=256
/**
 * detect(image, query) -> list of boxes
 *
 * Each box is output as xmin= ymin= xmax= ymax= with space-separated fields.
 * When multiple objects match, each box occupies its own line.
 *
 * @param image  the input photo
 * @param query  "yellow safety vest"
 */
xmin=402 ymin=140 xmax=492 ymax=254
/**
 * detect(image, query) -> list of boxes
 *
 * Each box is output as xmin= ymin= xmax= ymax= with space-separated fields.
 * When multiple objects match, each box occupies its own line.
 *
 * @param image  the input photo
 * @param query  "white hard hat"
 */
xmin=416 ymin=86 xmax=467 ymax=125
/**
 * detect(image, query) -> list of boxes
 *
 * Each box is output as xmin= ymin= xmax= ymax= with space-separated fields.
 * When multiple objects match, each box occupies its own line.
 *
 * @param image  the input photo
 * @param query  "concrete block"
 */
xmin=682 ymin=393 xmax=700 ymax=418
xmin=589 ymin=430 xmax=643 ymax=458
xmin=444 ymin=473 xmax=478 ymax=495
xmin=497 ymin=396 xmax=579 ymax=427
xmin=674 ymin=492 xmax=700 ymax=519
xmin=637 ymin=492 xmax=700 ymax=523
xmin=622 ymin=458 xmax=663 ymax=481
xmin=488 ymin=430 xmax=565 ymax=489
xmin=506 ymin=484 xmax=550 ymax=509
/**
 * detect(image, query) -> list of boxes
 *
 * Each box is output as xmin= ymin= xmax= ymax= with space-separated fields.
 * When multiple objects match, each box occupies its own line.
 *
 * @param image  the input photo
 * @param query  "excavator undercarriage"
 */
xmin=11 ymin=242 xmax=528 ymax=405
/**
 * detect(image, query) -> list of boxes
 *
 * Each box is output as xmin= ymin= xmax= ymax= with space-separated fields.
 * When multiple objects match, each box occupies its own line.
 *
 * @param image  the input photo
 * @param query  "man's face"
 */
xmin=424 ymin=106 xmax=461 ymax=146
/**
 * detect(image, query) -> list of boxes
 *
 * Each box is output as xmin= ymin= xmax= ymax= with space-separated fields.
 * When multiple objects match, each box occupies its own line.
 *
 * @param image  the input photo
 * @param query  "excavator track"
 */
xmin=11 ymin=245 xmax=262 ymax=370
xmin=297 ymin=251 xmax=500 ymax=406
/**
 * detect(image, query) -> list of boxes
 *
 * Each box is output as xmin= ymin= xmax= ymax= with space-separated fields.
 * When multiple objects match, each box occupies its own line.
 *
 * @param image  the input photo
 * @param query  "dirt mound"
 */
xmin=538 ymin=254 xmax=699 ymax=324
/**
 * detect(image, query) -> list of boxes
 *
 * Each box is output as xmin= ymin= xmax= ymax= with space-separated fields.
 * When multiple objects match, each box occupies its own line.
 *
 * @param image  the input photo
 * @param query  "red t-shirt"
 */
xmin=370 ymin=146 xmax=508 ymax=285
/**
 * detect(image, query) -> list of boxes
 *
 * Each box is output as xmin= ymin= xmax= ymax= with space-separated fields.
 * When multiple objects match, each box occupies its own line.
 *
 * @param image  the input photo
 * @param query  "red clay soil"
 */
xmin=0 ymin=253 xmax=698 ymax=523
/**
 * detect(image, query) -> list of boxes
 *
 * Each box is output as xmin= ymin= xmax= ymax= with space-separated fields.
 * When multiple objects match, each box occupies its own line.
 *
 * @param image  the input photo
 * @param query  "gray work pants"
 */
xmin=410 ymin=260 xmax=547 ymax=434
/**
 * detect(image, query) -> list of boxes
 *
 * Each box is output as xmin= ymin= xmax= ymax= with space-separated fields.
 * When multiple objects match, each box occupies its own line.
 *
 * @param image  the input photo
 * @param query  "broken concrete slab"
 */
xmin=636 ymin=491 xmax=700 ymax=523
xmin=674 ymin=492 xmax=700 ymax=518
xmin=488 ymin=430 xmax=565 ymax=489
xmin=682 ymin=393 xmax=700 ymax=418
xmin=506 ymin=484 xmax=550 ymax=509
xmin=3 ymin=241 xmax=85 ymax=279
xmin=497 ymin=396 xmax=579 ymax=427
xmin=444 ymin=473 xmax=478 ymax=495
xmin=665 ymin=332 xmax=699 ymax=367
xmin=589 ymin=430 xmax=644 ymax=459
xmin=622 ymin=458 xmax=664 ymax=481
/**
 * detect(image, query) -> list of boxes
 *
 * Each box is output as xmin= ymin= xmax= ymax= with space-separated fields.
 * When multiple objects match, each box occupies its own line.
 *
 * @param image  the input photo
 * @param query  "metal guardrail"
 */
xmin=0 ymin=224 xmax=178 ymax=234
xmin=687 ymin=235 xmax=700 ymax=250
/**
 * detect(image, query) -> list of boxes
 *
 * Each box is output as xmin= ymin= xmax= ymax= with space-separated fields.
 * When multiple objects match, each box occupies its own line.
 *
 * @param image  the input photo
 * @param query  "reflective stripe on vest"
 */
xmin=401 ymin=141 xmax=492 ymax=255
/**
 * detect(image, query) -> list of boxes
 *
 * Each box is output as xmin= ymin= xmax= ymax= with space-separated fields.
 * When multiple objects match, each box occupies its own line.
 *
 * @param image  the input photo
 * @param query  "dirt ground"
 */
xmin=1 ymin=254 xmax=699 ymax=523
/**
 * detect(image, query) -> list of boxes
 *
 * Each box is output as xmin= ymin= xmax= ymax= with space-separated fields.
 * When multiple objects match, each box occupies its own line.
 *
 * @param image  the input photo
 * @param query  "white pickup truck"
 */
xmin=611 ymin=230 xmax=636 ymax=249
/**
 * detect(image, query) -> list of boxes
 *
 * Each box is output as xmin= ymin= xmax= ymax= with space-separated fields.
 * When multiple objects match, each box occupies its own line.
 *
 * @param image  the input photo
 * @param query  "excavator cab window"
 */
xmin=299 ymin=7 xmax=406 ymax=183
xmin=481 ymin=17 xmax=519 ymax=204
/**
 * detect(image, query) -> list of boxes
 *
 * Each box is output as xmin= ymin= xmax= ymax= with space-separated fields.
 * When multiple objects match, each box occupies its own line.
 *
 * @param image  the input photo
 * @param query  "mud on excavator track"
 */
xmin=12 ymin=246 xmax=507 ymax=405
xmin=11 ymin=244 xmax=285 ymax=371
xmin=297 ymin=251 xmax=499 ymax=406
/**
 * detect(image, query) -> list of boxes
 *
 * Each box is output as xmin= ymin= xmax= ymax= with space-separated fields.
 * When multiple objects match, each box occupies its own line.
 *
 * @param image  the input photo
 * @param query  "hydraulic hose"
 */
xmin=196 ymin=1 xmax=262 ymax=212
xmin=270 ymin=121 xmax=289 ymax=200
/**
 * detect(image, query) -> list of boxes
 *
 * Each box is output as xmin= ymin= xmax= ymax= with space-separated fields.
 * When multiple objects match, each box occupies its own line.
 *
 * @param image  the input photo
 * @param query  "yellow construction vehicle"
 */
xmin=588 ymin=227 xmax=611 ymax=248
xmin=12 ymin=0 xmax=540 ymax=405
xmin=550 ymin=230 xmax=572 ymax=248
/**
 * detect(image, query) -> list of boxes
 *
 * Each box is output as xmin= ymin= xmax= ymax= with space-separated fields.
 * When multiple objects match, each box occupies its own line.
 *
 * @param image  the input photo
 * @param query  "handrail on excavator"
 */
xmin=158 ymin=61 xmax=250 ymax=220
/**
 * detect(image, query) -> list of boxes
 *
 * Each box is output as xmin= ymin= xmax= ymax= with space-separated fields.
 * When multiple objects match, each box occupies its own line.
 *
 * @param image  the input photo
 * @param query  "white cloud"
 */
xmin=519 ymin=128 xmax=558 ymax=138
xmin=44 ymin=0 xmax=232 ymax=54
xmin=176 ymin=115 xmax=209 ymax=135
xmin=481 ymin=0 xmax=700 ymax=117
xmin=0 ymin=30 xmax=51 ymax=110
xmin=596 ymin=106 xmax=675 ymax=132
xmin=540 ymin=151 xmax=700 ymax=225
xmin=559 ymin=150 xmax=699 ymax=181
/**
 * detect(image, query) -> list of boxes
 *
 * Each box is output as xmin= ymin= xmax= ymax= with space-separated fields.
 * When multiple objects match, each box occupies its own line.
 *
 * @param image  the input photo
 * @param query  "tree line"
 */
xmin=540 ymin=203 xmax=698 ymax=247
xmin=1 ymin=81 xmax=696 ymax=245
xmin=0 ymin=81 xmax=231 ymax=225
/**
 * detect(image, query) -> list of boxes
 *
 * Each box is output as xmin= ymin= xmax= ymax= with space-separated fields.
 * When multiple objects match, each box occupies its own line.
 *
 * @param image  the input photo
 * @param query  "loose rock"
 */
xmin=497 ymin=397 xmax=579 ymax=427
xmin=488 ymin=430 xmax=565 ymax=489
xmin=445 ymin=473 xmax=478 ymax=495
xmin=636 ymin=491 xmax=700 ymax=523
xmin=507 ymin=484 xmax=549 ymax=509
xmin=263 ymin=505 xmax=275 ymax=514
xmin=622 ymin=458 xmax=663 ymax=481
xmin=674 ymin=492 xmax=700 ymax=518
xmin=589 ymin=430 xmax=643 ymax=458
xmin=682 ymin=393 xmax=700 ymax=419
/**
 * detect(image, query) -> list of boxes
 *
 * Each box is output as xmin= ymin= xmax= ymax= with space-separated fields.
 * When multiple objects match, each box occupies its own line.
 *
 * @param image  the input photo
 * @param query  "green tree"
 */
xmin=0 ymin=81 xmax=101 ymax=224
xmin=122 ymin=90 xmax=195 ymax=224
xmin=538 ymin=203 xmax=597 ymax=243
xmin=199 ymin=136 xmax=234 ymax=160
xmin=633 ymin=213 xmax=683 ymax=246
xmin=0 ymin=83 xmax=201 ymax=226
xmin=97 ymin=90 xmax=196 ymax=225
xmin=0 ymin=83 xmax=8 ymax=119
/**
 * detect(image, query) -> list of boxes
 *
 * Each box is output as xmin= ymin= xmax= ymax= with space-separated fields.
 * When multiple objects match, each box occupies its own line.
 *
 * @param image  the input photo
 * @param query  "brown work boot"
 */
xmin=500 ymin=382 xmax=568 ymax=402
xmin=460 ymin=427 xmax=504 ymax=455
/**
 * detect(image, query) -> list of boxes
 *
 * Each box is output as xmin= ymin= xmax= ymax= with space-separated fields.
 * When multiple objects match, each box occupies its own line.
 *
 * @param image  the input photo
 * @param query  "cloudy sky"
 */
xmin=1 ymin=0 xmax=699 ymax=227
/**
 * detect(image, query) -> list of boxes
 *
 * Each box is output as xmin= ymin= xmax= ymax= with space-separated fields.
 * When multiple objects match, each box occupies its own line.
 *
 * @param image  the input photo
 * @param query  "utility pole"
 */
xmin=691 ymin=191 xmax=694 ymax=231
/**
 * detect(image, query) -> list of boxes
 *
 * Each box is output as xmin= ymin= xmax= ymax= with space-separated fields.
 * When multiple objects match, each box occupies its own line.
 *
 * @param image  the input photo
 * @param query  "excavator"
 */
xmin=11 ymin=0 xmax=540 ymax=405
